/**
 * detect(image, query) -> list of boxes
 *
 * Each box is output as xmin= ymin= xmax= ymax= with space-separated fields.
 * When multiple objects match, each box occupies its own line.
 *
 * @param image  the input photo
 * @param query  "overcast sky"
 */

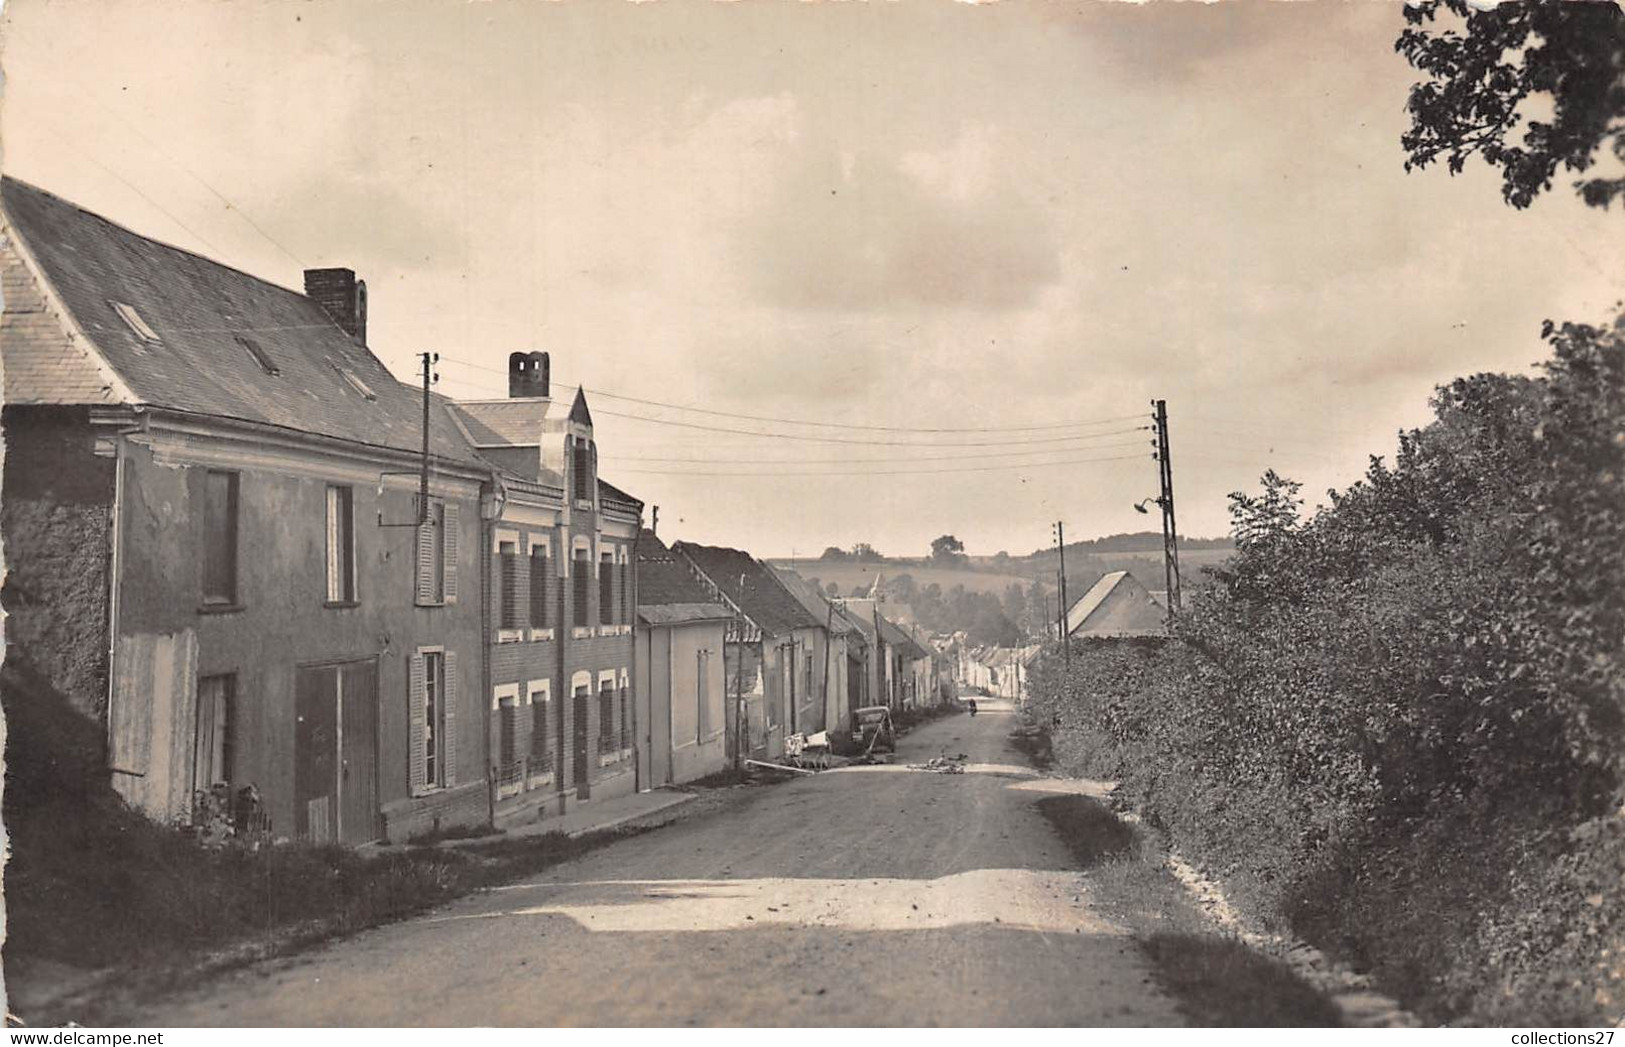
xmin=3 ymin=0 xmax=1620 ymax=558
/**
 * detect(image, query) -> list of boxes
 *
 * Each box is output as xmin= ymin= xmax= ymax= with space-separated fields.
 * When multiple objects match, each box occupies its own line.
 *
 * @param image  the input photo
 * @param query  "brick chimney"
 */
xmin=304 ymin=268 xmax=367 ymax=345
xmin=508 ymin=351 xmax=550 ymax=399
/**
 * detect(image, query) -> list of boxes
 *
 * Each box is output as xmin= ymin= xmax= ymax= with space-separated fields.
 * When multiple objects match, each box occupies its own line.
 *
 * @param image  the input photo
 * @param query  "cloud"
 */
xmin=736 ymin=122 xmax=1063 ymax=314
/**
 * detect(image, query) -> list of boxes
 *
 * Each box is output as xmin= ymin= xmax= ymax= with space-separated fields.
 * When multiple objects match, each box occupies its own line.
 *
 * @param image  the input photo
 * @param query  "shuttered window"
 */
xmin=414 ymin=500 xmax=459 ymax=606
xmin=573 ymin=438 xmax=592 ymax=504
xmin=325 ymin=486 xmax=356 ymax=604
xmin=599 ymin=551 xmax=615 ymax=626
xmin=620 ymin=553 xmax=631 ymax=624
xmin=410 ymin=649 xmax=457 ymax=793
xmin=697 ymin=652 xmax=710 ymax=742
xmin=202 ymin=470 xmax=239 ymax=605
xmin=573 ymin=546 xmax=591 ymax=628
xmin=499 ymin=540 xmax=521 ymax=630
xmin=529 ymin=546 xmax=549 ymax=628
xmin=529 ymin=683 xmax=552 ymax=771
xmin=619 ymin=681 xmax=630 ymax=750
xmin=598 ymin=678 xmax=616 ymax=753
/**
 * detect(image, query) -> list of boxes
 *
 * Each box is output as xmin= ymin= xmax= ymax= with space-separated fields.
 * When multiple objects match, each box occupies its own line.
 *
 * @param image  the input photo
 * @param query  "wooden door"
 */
xmin=572 ymin=686 xmax=590 ymax=790
xmin=339 ymin=659 xmax=379 ymax=845
xmin=295 ymin=665 xmax=339 ymax=842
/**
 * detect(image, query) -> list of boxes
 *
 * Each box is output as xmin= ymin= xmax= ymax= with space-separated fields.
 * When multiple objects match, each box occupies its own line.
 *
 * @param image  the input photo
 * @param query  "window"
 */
xmin=697 ymin=651 xmax=710 ymax=742
xmin=620 ymin=550 xmax=632 ymax=625
xmin=598 ymin=677 xmax=616 ymax=754
xmin=415 ymin=499 xmax=459 ymax=606
xmin=494 ymin=686 xmax=522 ymax=798
xmin=572 ymin=437 xmax=593 ymax=505
xmin=194 ymin=674 xmax=235 ymax=792
xmin=619 ymin=678 xmax=631 ymax=751
xmin=202 ymin=470 xmax=239 ymax=606
xmin=529 ymin=541 xmax=550 ymax=629
xmin=111 ymin=300 xmax=161 ymax=345
xmin=411 ymin=650 xmax=457 ymax=791
xmin=573 ymin=545 xmax=591 ymax=628
xmin=326 ymin=486 xmax=356 ymax=604
xmin=499 ymin=538 xmax=521 ymax=631
xmin=424 ymin=651 xmax=445 ymax=787
xmin=332 ymin=362 xmax=378 ymax=401
xmin=529 ymin=681 xmax=552 ymax=773
xmin=235 ymin=335 xmax=278 ymax=375
xmin=599 ymin=550 xmax=615 ymax=626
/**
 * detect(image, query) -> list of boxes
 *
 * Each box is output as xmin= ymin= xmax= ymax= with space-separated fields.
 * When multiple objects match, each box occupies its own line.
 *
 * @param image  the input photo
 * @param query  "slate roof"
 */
xmin=453 ymin=399 xmax=551 ymax=446
xmin=674 ymin=542 xmax=822 ymax=637
xmin=770 ymin=567 xmax=852 ymax=634
xmin=0 ymin=177 xmax=477 ymax=464
xmin=637 ymin=531 xmax=732 ymax=621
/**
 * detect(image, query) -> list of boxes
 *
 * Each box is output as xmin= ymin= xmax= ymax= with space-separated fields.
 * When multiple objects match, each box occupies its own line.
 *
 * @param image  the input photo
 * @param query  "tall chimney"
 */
xmin=304 ymin=268 xmax=367 ymax=346
xmin=508 ymin=351 xmax=550 ymax=399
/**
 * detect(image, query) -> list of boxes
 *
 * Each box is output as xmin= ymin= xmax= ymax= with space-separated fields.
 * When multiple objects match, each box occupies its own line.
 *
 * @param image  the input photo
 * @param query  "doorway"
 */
xmin=295 ymin=659 xmax=379 ymax=845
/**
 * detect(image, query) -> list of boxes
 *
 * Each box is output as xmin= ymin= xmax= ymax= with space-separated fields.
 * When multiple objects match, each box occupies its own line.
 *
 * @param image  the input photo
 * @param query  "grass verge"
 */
xmin=1028 ymin=789 xmax=1339 ymax=1026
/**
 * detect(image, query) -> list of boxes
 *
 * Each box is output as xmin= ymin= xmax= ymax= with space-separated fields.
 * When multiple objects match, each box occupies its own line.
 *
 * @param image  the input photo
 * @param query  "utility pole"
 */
xmin=1152 ymin=399 xmax=1183 ymax=613
xmin=418 ymin=351 xmax=439 ymax=524
xmin=1053 ymin=520 xmax=1070 ymax=666
xmin=651 ymin=505 xmax=659 ymax=536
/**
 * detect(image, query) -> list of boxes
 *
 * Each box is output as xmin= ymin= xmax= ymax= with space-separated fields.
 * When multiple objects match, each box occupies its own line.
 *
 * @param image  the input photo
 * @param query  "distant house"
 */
xmin=674 ymin=543 xmax=824 ymax=760
xmin=770 ymin=566 xmax=856 ymax=733
xmin=0 ymin=177 xmax=489 ymax=845
xmin=635 ymin=531 xmax=731 ymax=785
xmin=1062 ymin=571 xmax=1168 ymax=639
xmin=448 ymin=354 xmax=643 ymax=825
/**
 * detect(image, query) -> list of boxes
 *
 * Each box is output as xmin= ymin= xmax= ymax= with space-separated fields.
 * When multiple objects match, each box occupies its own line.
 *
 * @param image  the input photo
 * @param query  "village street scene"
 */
xmin=1 ymin=0 xmax=1622 ymax=1033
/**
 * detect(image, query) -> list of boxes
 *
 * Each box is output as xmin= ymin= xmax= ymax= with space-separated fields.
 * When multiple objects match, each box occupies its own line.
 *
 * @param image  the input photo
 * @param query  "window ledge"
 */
xmin=574 ymin=499 xmax=593 ymax=511
xmin=197 ymin=602 xmax=245 ymax=616
xmin=596 ymin=747 xmax=633 ymax=767
xmin=323 ymin=600 xmax=360 ymax=610
xmin=528 ymin=628 xmax=555 ymax=643
xmin=497 ymin=629 xmax=524 ymax=644
xmin=572 ymin=626 xmax=595 ymax=640
xmin=527 ymin=771 xmax=555 ymax=789
xmin=415 ymin=599 xmax=448 ymax=609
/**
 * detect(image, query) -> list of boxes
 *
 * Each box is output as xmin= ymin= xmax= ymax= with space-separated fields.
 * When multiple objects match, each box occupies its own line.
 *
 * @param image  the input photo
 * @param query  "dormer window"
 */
xmin=110 ymin=301 xmax=160 ymax=346
xmin=236 ymin=335 xmax=279 ymax=376
xmin=331 ymin=362 xmax=377 ymax=401
xmin=572 ymin=436 xmax=593 ymax=506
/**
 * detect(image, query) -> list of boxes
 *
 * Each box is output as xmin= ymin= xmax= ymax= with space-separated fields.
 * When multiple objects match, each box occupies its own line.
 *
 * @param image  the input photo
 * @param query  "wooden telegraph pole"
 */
xmin=1152 ymin=399 xmax=1183 ymax=614
xmin=1054 ymin=520 xmax=1070 ymax=666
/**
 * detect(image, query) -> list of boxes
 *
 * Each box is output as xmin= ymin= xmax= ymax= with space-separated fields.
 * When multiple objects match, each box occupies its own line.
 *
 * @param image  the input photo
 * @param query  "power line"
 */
xmin=435 ymin=355 xmax=1145 ymax=434
xmin=589 ymin=413 xmax=1151 ymax=447
xmin=610 ymin=452 xmax=1148 ymax=478
xmin=599 ymin=439 xmax=1151 ymax=466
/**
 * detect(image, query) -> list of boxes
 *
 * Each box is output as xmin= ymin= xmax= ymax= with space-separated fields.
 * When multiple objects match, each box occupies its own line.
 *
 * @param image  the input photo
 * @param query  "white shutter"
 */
xmin=442 ymin=650 xmax=459 ymax=786
xmin=414 ymin=515 xmax=435 ymax=605
xmin=442 ymin=501 xmax=460 ymax=605
xmin=408 ymin=652 xmax=426 ymax=793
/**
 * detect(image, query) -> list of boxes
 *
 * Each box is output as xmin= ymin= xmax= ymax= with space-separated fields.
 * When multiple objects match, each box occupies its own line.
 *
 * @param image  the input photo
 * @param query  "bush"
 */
xmin=1027 ymin=313 xmax=1625 ymax=1026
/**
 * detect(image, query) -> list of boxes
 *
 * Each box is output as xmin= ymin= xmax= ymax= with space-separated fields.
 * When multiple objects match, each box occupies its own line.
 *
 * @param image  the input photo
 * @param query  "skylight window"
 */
xmin=235 ymin=335 xmax=279 ymax=376
xmin=110 ymin=301 xmax=160 ymax=345
xmin=332 ymin=362 xmax=378 ymax=401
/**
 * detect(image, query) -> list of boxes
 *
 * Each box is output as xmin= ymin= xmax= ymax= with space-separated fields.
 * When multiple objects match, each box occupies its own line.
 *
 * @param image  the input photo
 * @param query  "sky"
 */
xmin=2 ymin=0 xmax=1620 ymax=558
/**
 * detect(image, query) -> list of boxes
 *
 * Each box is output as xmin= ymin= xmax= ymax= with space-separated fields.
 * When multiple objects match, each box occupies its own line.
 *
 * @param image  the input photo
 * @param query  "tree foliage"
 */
xmin=930 ymin=533 xmax=967 ymax=564
xmin=1029 ymin=312 xmax=1625 ymax=1024
xmin=1397 ymin=0 xmax=1625 ymax=210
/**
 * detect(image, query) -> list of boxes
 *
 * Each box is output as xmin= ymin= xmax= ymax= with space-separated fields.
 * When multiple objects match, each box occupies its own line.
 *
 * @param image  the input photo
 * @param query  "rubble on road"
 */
xmin=910 ymin=752 xmax=969 ymax=774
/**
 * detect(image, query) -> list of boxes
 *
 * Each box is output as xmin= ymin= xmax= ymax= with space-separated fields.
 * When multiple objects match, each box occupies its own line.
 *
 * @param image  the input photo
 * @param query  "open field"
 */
xmin=772 ymin=560 xmax=1038 ymax=597
xmin=775 ymin=547 xmax=1235 ymax=600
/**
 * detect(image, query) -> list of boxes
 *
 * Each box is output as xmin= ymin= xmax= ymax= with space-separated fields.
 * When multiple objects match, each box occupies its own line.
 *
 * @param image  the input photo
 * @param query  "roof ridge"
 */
xmin=0 ymin=175 xmax=328 ymax=312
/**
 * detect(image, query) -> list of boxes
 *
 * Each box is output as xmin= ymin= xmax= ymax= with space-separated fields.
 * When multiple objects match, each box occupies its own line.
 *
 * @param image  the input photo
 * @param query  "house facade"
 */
xmin=634 ymin=531 xmax=731 ymax=786
xmin=448 ymin=354 xmax=643 ymax=824
xmin=769 ymin=566 xmax=855 ymax=735
xmin=673 ymin=543 xmax=824 ymax=759
xmin=1062 ymin=571 xmax=1168 ymax=639
xmin=1 ymin=177 xmax=490 ymax=845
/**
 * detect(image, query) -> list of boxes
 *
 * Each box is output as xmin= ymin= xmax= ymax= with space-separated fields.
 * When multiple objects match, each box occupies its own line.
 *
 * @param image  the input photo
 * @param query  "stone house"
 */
xmin=0 ymin=177 xmax=490 ymax=845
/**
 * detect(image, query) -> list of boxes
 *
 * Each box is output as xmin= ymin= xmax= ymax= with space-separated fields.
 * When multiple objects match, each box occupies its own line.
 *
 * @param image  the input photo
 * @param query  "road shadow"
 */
xmin=1034 ymin=794 xmax=1139 ymax=868
xmin=1140 ymin=934 xmax=1343 ymax=1027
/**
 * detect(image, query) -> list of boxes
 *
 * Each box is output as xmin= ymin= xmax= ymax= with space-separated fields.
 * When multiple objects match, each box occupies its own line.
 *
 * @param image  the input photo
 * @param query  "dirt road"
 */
xmin=133 ymin=700 xmax=1184 ymax=1026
